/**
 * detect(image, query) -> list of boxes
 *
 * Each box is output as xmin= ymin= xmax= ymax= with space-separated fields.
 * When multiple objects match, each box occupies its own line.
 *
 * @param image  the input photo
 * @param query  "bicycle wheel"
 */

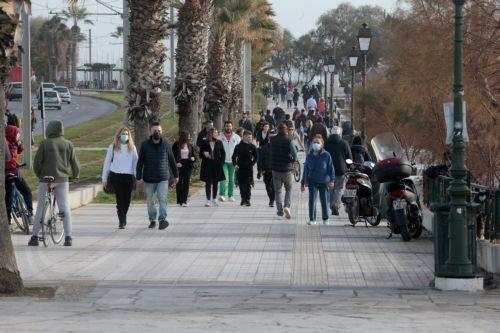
xmin=16 ymin=194 xmax=30 ymax=235
xmin=40 ymin=200 xmax=50 ymax=247
xmin=293 ymin=162 xmax=301 ymax=182
xmin=10 ymin=207 xmax=26 ymax=233
xmin=49 ymin=199 xmax=65 ymax=244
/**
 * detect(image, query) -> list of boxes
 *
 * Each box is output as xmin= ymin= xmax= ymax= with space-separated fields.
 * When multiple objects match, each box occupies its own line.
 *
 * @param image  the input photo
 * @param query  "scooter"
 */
xmin=371 ymin=133 xmax=423 ymax=241
xmin=342 ymin=159 xmax=381 ymax=227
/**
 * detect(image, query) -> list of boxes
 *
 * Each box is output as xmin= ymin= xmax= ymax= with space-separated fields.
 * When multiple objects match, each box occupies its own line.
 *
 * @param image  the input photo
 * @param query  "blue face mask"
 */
xmin=120 ymin=134 xmax=129 ymax=143
xmin=311 ymin=143 xmax=321 ymax=151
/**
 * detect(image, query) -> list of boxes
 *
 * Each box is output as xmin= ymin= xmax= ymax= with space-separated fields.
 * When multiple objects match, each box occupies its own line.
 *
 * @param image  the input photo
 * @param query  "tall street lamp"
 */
xmin=322 ymin=59 xmax=328 ymax=109
xmin=446 ymin=0 xmax=474 ymax=278
xmin=327 ymin=57 xmax=335 ymax=128
xmin=348 ymin=46 xmax=359 ymax=143
xmin=357 ymin=23 xmax=372 ymax=140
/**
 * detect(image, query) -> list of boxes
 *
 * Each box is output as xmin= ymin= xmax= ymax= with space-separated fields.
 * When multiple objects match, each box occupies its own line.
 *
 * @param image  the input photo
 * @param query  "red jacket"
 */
xmin=5 ymin=125 xmax=23 ymax=172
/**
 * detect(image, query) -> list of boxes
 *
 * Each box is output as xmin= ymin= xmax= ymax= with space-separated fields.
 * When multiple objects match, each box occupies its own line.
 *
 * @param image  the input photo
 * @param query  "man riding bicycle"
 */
xmin=29 ymin=121 xmax=80 ymax=247
xmin=5 ymin=124 xmax=33 ymax=225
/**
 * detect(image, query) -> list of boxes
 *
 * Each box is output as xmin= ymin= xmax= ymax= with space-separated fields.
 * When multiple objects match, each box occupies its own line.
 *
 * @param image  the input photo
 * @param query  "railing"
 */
xmin=423 ymin=175 xmax=499 ymax=242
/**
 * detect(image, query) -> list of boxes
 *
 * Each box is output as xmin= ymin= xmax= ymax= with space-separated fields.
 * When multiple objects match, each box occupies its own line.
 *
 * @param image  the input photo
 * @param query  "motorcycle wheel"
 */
xmin=347 ymin=201 xmax=359 ymax=226
xmin=410 ymin=216 xmax=423 ymax=239
xmin=400 ymin=224 xmax=411 ymax=242
xmin=366 ymin=214 xmax=381 ymax=227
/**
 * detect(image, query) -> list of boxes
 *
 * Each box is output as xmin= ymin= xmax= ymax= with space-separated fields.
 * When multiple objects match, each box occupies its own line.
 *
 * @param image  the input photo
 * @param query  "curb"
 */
xmin=32 ymin=183 xmax=103 ymax=212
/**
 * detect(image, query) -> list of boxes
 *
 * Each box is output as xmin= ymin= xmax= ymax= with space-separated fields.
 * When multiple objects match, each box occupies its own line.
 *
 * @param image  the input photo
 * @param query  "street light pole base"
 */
xmin=435 ymin=277 xmax=483 ymax=292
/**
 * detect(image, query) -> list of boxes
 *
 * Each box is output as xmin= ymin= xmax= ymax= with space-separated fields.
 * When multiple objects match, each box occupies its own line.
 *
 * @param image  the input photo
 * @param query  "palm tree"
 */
xmin=175 ymin=0 xmax=214 ymax=140
xmin=0 ymin=0 xmax=30 ymax=294
xmin=39 ymin=16 xmax=72 ymax=81
xmin=126 ymin=0 xmax=171 ymax=148
xmin=61 ymin=4 xmax=93 ymax=87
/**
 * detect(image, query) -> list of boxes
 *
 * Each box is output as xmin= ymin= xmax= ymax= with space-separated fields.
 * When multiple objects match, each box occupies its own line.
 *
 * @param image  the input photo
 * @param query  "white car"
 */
xmin=54 ymin=86 xmax=71 ymax=104
xmin=42 ymin=82 xmax=56 ymax=90
xmin=39 ymin=90 xmax=62 ymax=110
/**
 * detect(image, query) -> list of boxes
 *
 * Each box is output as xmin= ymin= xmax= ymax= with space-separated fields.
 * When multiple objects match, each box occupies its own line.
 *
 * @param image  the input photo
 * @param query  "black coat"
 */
xmin=257 ymin=142 xmax=271 ymax=173
xmin=232 ymin=141 xmax=258 ymax=179
xmin=325 ymin=134 xmax=353 ymax=176
xmin=350 ymin=144 xmax=371 ymax=164
xmin=172 ymin=142 xmax=196 ymax=169
xmin=199 ymin=140 xmax=226 ymax=183
xmin=136 ymin=138 xmax=178 ymax=183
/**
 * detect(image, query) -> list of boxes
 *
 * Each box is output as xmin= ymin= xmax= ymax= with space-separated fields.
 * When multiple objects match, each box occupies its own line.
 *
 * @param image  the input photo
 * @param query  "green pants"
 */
xmin=220 ymin=162 xmax=235 ymax=197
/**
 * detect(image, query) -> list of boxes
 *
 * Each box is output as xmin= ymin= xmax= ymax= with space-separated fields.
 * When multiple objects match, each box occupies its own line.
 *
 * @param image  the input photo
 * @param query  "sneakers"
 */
xmin=322 ymin=220 xmax=330 ymax=225
xmin=64 ymin=236 xmax=72 ymax=247
xmin=245 ymin=201 xmax=251 ymax=207
xmin=205 ymin=200 xmax=212 ymax=207
xmin=159 ymin=220 xmax=169 ymax=230
xmin=307 ymin=220 xmax=317 ymax=225
xmin=228 ymin=197 xmax=235 ymax=202
xmin=212 ymin=199 xmax=219 ymax=207
xmin=28 ymin=236 xmax=39 ymax=246
xmin=331 ymin=207 xmax=339 ymax=216
xmin=219 ymin=196 xmax=226 ymax=202
xmin=181 ymin=203 xmax=188 ymax=207
xmin=148 ymin=221 xmax=156 ymax=229
xmin=269 ymin=200 xmax=274 ymax=208
xmin=283 ymin=207 xmax=291 ymax=219
xmin=118 ymin=224 xmax=125 ymax=229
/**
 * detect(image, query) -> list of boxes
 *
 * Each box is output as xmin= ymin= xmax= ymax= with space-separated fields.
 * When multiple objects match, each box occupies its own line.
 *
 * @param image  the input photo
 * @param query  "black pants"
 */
xmin=293 ymin=100 xmax=298 ymax=107
xmin=287 ymin=100 xmax=292 ymax=108
xmin=5 ymin=172 xmax=33 ymax=220
xmin=176 ymin=163 xmax=192 ymax=204
xmin=237 ymin=170 xmax=253 ymax=203
xmin=205 ymin=181 xmax=218 ymax=200
xmin=263 ymin=172 xmax=275 ymax=203
xmin=110 ymin=172 xmax=134 ymax=226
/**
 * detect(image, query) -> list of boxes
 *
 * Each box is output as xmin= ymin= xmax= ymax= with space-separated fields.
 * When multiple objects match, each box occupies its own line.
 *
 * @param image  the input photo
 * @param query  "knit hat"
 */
xmin=331 ymin=126 xmax=342 ymax=135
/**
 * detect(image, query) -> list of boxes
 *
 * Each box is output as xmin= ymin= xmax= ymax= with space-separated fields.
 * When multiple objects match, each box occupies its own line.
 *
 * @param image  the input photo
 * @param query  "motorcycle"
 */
xmin=371 ymin=133 xmax=423 ymax=241
xmin=342 ymin=159 xmax=381 ymax=227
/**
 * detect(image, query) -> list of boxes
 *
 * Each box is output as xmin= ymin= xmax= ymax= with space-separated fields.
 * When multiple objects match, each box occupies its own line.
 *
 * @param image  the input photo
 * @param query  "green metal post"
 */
xmin=446 ymin=0 xmax=473 ymax=277
xmin=350 ymin=69 xmax=355 ymax=144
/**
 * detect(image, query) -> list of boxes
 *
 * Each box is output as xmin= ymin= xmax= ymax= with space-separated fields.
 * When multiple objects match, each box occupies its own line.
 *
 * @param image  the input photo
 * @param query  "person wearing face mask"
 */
xmin=200 ymin=128 xmax=226 ymax=207
xmin=172 ymin=131 xmax=196 ymax=207
xmin=102 ymin=127 xmax=138 ymax=229
xmin=301 ymin=135 xmax=335 ymax=225
xmin=136 ymin=122 xmax=179 ymax=230
xmin=232 ymin=131 xmax=258 ymax=206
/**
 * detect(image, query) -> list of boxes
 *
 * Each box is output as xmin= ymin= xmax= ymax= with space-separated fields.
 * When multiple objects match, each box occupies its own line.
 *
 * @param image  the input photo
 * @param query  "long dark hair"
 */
xmin=178 ymin=131 xmax=190 ymax=146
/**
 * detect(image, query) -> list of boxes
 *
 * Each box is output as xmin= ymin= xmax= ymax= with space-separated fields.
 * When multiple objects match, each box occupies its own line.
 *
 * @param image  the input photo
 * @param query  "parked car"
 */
xmin=54 ymin=86 xmax=71 ymax=104
xmin=42 ymin=82 xmax=56 ymax=90
xmin=38 ymin=90 xmax=62 ymax=110
xmin=7 ymin=82 xmax=22 ymax=100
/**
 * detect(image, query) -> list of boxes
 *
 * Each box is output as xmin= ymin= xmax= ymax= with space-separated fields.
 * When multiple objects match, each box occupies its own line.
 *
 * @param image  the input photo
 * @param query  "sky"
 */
xmin=30 ymin=0 xmax=399 ymax=72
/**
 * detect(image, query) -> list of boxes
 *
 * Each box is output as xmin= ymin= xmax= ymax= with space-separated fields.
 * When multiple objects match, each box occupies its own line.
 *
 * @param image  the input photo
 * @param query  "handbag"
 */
xmin=103 ymin=146 xmax=116 ymax=194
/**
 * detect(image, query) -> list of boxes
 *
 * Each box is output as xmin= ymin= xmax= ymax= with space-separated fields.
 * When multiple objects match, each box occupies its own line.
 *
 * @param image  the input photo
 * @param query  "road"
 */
xmin=7 ymin=95 xmax=119 ymax=136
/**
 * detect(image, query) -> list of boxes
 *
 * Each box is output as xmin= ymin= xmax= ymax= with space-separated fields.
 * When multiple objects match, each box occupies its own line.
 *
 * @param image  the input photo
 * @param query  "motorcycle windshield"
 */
xmin=370 ymin=132 xmax=406 ymax=162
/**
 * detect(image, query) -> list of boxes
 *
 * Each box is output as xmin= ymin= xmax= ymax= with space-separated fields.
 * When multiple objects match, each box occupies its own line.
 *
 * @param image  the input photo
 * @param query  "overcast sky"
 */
xmin=31 ymin=0 xmax=399 ymax=71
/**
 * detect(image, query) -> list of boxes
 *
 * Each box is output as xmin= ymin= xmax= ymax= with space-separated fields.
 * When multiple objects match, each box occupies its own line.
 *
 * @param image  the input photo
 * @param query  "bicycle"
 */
xmin=39 ymin=176 xmax=65 ymax=247
xmin=6 ymin=172 xmax=31 ymax=235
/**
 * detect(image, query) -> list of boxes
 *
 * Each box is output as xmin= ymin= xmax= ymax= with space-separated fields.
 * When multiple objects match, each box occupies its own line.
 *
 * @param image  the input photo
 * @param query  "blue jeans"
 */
xmin=308 ymin=183 xmax=329 ymax=222
xmin=144 ymin=181 xmax=169 ymax=222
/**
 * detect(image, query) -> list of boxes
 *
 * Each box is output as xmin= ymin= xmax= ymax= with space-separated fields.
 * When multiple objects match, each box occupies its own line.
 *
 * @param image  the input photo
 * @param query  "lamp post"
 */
xmin=357 ymin=23 xmax=372 ymax=140
xmin=348 ymin=47 xmax=359 ymax=143
xmin=322 ymin=59 xmax=328 ymax=110
xmin=446 ymin=0 xmax=474 ymax=278
xmin=327 ymin=58 xmax=335 ymax=129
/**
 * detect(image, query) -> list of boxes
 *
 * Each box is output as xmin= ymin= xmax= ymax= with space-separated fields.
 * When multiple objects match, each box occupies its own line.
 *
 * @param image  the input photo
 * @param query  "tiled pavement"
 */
xmin=12 ymin=175 xmax=434 ymax=289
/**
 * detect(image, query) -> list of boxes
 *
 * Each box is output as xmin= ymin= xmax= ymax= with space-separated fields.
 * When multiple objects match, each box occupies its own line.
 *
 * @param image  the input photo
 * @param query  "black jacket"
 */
xmin=351 ymin=144 xmax=371 ymax=164
xmin=239 ymin=119 xmax=253 ymax=132
xmin=196 ymin=128 xmax=208 ymax=147
xmin=325 ymin=134 xmax=353 ymax=176
xmin=257 ymin=143 xmax=271 ymax=173
xmin=232 ymin=141 xmax=258 ymax=178
xmin=310 ymin=122 xmax=328 ymax=143
xmin=136 ymin=137 xmax=178 ymax=183
xmin=269 ymin=132 xmax=296 ymax=172
xmin=199 ymin=139 xmax=226 ymax=183
xmin=172 ymin=142 xmax=196 ymax=169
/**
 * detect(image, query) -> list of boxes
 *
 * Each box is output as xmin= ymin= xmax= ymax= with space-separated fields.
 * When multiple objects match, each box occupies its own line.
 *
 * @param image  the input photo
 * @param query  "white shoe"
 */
xmin=322 ymin=220 xmax=330 ymax=225
xmin=307 ymin=220 xmax=317 ymax=225
xmin=219 ymin=196 xmax=226 ymax=202
xmin=212 ymin=200 xmax=219 ymax=207
xmin=181 ymin=203 xmax=188 ymax=207
xmin=284 ymin=207 xmax=291 ymax=219
xmin=205 ymin=200 xmax=212 ymax=207
xmin=228 ymin=197 xmax=235 ymax=202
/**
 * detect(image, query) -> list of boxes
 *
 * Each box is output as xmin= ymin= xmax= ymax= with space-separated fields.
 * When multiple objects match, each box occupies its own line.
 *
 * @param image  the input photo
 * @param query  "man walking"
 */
xmin=29 ymin=120 xmax=80 ymax=247
xmin=269 ymin=123 xmax=297 ymax=219
xmin=136 ymin=122 xmax=179 ymax=230
xmin=325 ymin=126 xmax=352 ymax=216
xmin=232 ymin=131 xmax=258 ymax=206
xmin=239 ymin=112 xmax=253 ymax=133
xmin=219 ymin=121 xmax=241 ymax=202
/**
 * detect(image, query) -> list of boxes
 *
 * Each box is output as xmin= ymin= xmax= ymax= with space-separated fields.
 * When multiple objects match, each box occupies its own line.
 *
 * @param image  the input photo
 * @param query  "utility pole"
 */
xmin=122 ymin=0 xmax=130 ymax=125
xmin=21 ymin=6 xmax=31 ymax=168
xmin=169 ymin=5 xmax=175 ymax=119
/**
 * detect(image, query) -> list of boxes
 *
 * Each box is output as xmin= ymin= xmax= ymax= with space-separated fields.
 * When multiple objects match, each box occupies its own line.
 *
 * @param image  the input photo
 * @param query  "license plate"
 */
xmin=393 ymin=199 xmax=406 ymax=210
xmin=344 ymin=189 xmax=357 ymax=198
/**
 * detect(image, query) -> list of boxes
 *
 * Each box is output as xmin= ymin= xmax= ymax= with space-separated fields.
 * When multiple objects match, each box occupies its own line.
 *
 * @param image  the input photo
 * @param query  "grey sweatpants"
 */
xmin=330 ymin=175 xmax=346 ymax=210
xmin=272 ymin=171 xmax=292 ymax=215
xmin=32 ymin=182 xmax=72 ymax=237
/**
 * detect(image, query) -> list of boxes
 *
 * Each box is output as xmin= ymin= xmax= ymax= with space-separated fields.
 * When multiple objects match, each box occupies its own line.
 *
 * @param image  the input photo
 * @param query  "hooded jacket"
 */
xmin=325 ymin=134 xmax=352 ymax=176
xmin=301 ymin=149 xmax=335 ymax=187
xmin=5 ymin=125 xmax=23 ymax=172
xmin=34 ymin=121 xmax=80 ymax=182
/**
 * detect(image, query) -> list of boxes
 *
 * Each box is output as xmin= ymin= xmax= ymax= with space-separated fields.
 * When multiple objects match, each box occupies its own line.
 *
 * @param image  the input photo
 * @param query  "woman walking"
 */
xmin=102 ymin=127 xmax=138 ymax=229
xmin=172 ymin=131 xmax=196 ymax=207
xmin=301 ymin=135 xmax=335 ymax=225
xmin=199 ymin=128 xmax=226 ymax=207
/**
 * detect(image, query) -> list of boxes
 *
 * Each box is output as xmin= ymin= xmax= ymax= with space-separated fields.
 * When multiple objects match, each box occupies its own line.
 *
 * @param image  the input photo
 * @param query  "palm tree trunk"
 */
xmin=206 ymin=40 xmax=228 ymax=130
xmin=0 ymin=5 xmax=24 ymax=293
xmin=225 ymin=38 xmax=243 ymax=123
xmin=70 ymin=25 xmax=79 ymax=88
xmin=175 ymin=0 xmax=214 ymax=140
xmin=126 ymin=0 xmax=170 ymax=148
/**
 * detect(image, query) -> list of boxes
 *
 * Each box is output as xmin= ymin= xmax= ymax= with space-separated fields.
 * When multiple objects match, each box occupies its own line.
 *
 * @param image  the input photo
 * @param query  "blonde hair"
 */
xmin=114 ymin=127 xmax=135 ymax=152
